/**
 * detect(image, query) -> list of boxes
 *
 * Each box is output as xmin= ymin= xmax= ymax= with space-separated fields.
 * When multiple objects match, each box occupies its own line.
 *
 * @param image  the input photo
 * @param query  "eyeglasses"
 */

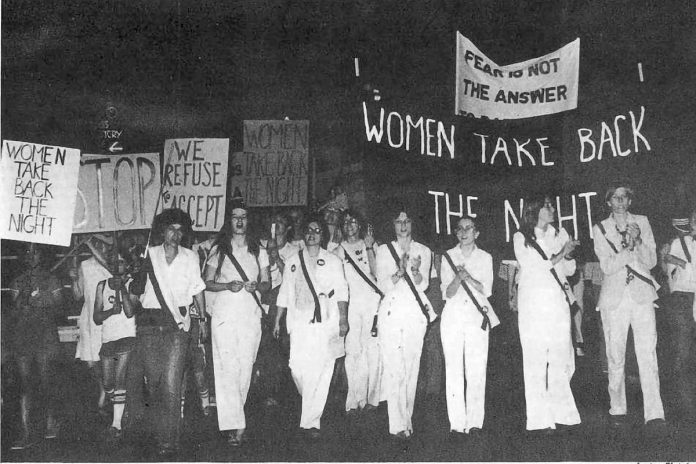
xmin=394 ymin=219 xmax=412 ymax=226
xmin=456 ymin=225 xmax=476 ymax=233
xmin=343 ymin=219 xmax=358 ymax=225
xmin=305 ymin=227 xmax=322 ymax=234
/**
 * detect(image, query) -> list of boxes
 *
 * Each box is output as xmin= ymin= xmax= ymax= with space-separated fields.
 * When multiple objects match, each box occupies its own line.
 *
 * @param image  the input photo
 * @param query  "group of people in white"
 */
xmin=12 ymin=181 xmax=693 ymax=455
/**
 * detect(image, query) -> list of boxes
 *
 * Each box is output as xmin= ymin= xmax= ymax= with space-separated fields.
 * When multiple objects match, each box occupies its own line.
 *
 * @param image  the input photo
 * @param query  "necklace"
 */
xmin=615 ymin=224 xmax=630 ymax=249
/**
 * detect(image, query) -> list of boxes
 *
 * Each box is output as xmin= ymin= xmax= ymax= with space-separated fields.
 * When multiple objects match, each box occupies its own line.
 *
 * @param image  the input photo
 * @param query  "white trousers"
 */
xmin=440 ymin=308 xmax=489 ymax=433
xmin=290 ymin=324 xmax=337 ymax=430
xmin=379 ymin=313 xmax=426 ymax=435
xmin=519 ymin=304 xmax=580 ymax=430
xmin=601 ymin=292 xmax=664 ymax=422
xmin=345 ymin=299 xmax=382 ymax=410
xmin=212 ymin=314 xmax=261 ymax=431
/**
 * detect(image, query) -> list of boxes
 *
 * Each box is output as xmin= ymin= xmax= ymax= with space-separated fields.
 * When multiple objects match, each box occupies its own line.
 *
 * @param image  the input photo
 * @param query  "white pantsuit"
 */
xmin=594 ymin=214 xmax=664 ymax=422
xmin=376 ymin=240 xmax=432 ymax=436
xmin=277 ymin=249 xmax=348 ymax=430
xmin=439 ymin=246 xmax=495 ymax=433
xmin=335 ymin=241 xmax=382 ymax=411
xmin=206 ymin=245 xmax=268 ymax=431
xmin=514 ymin=227 xmax=581 ymax=431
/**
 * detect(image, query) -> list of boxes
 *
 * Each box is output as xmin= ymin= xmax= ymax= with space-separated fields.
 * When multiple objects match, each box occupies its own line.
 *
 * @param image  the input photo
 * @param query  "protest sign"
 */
xmin=229 ymin=120 xmax=309 ymax=207
xmin=160 ymin=138 xmax=228 ymax=231
xmin=73 ymin=153 xmax=160 ymax=233
xmin=455 ymin=33 xmax=579 ymax=120
xmin=1 ymin=140 xmax=81 ymax=246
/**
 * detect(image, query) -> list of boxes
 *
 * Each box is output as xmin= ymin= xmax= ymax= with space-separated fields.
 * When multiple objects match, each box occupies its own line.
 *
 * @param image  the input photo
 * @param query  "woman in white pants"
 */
xmin=514 ymin=196 xmax=581 ymax=432
xmin=205 ymin=195 xmax=270 ymax=446
xmin=440 ymin=216 xmax=496 ymax=436
xmin=334 ymin=209 xmax=382 ymax=414
xmin=274 ymin=214 xmax=349 ymax=439
xmin=376 ymin=209 xmax=433 ymax=440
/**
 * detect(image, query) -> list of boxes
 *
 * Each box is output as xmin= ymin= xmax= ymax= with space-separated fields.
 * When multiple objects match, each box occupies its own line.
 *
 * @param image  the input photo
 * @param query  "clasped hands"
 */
xmin=393 ymin=254 xmax=421 ymax=281
xmin=226 ymin=280 xmax=258 ymax=293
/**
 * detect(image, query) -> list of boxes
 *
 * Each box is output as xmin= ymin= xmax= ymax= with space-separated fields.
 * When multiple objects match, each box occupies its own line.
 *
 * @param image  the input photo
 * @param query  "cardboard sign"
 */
xmin=160 ymin=138 xmax=228 ymax=231
xmin=1 ymin=140 xmax=81 ymax=246
xmin=229 ymin=120 xmax=309 ymax=207
xmin=73 ymin=153 xmax=160 ymax=233
xmin=455 ymin=33 xmax=579 ymax=119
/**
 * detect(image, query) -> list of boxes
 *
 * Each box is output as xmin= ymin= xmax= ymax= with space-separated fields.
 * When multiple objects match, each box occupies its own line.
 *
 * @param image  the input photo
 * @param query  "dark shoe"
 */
xmin=308 ymin=428 xmax=321 ymax=440
xmin=227 ymin=430 xmax=241 ymax=447
xmin=394 ymin=430 xmax=411 ymax=441
xmin=468 ymin=427 xmax=483 ymax=438
xmin=346 ymin=408 xmax=359 ymax=418
xmin=527 ymin=427 xmax=554 ymax=437
xmin=609 ymin=414 xmax=628 ymax=428
xmin=363 ymin=404 xmax=378 ymax=413
xmin=645 ymin=418 xmax=670 ymax=439
xmin=449 ymin=430 xmax=467 ymax=442
xmin=104 ymin=426 xmax=123 ymax=445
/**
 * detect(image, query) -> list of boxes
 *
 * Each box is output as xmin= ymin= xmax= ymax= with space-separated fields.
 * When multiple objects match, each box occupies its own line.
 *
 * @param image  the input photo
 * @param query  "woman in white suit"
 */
xmin=513 ymin=195 xmax=581 ymax=432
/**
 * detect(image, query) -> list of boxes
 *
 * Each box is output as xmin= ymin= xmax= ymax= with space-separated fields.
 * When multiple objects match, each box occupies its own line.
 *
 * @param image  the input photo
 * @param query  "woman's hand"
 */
xmin=227 ymin=281 xmax=244 ymax=292
xmin=364 ymin=224 xmax=376 ymax=248
xmin=244 ymin=281 xmax=258 ymax=293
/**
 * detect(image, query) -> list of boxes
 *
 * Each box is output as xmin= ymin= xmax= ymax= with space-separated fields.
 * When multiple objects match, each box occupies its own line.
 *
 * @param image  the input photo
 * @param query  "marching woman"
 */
xmin=70 ymin=234 xmax=113 ymax=415
xmin=274 ymin=214 xmax=349 ymax=439
xmin=204 ymin=192 xmax=270 ymax=446
xmin=440 ymin=216 xmax=498 ymax=437
xmin=333 ymin=209 xmax=382 ymax=415
xmin=93 ymin=253 xmax=136 ymax=444
xmin=375 ymin=208 xmax=435 ymax=440
xmin=513 ymin=196 xmax=581 ymax=433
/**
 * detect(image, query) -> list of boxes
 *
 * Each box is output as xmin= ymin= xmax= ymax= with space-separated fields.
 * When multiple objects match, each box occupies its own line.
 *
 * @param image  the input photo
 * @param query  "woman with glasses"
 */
xmin=274 ymin=214 xmax=349 ymax=439
xmin=375 ymin=208 xmax=433 ymax=440
xmin=440 ymin=216 xmax=496 ymax=438
xmin=204 ymin=192 xmax=270 ymax=446
xmin=514 ymin=196 xmax=581 ymax=433
xmin=333 ymin=209 xmax=382 ymax=416
xmin=593 ymin=185 xmax=666 ymax=432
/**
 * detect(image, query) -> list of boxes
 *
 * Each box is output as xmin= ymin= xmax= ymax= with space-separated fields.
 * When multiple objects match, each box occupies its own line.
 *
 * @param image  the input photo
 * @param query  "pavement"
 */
xmin=2 ymin=308 xmax=695 ymax=462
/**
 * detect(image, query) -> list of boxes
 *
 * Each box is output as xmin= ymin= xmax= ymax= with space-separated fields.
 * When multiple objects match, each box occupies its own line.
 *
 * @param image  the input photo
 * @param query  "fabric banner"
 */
xmin=1 ymin=140 xmax=81 ymax=246
xmin=73 ymin=153 xmax=160 ymax=233
xmin=229 ymin=120 xmax=309 ymax=207
xmin=455 ymin=32 xmax=580 ymax=120
xmin=160 ymin=138 xmax=229 ymax=231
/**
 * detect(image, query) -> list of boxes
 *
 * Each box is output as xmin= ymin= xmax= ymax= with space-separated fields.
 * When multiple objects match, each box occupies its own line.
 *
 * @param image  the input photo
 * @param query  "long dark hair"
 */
xmin=211 ymin=212 xmax=260 ymax=282
xmin=151 ymin=208 xmax=194 ymax=246
xmin=519 ymin=196 xmax=556 ymax=247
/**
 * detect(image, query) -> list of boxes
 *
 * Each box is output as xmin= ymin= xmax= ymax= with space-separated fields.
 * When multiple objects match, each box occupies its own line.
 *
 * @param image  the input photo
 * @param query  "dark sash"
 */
xmin=596 ymin=222 xmax=655 ymax=289
xmin=386 ymin=242 xmax=430 ymax=323
xmin=341 ymin=246 xmax=384 ymax=298
xmin=299 ymin=250 xmax=322 ymax=323
xmin=220 ymin=247 xmax=264 ymax=311
xmin=442 ymin=251 xmax=490 ymax=330
xmin=521 ymin=232 xmax=581 ymax=315
xmin=142 ymin=255 xmax=184 ymax=329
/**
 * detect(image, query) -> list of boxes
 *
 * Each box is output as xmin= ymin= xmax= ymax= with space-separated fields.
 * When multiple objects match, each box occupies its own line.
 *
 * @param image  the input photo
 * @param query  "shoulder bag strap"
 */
xmin=342 ymin=246 xmax=384 ymax=298
xmin=443 ymin=252 xmax=490 ymax=330
xmin=679 ymin=235 xmax=692 ymax=263
xmin=386 ymin=242 xmax=430 ymax=323
xmin=299 ymin=250 xmax=322 ymax=323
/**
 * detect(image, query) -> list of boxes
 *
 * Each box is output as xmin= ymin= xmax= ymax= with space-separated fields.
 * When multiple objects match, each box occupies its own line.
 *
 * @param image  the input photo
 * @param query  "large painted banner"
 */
xmin=455 ymin=33 xmax=580 ymax=120
xmin=73 ymin=153 xmax=160 ymax=233
xmin=160 ymin=138 xmax=229 ymax=231
xmin=1 ymin=140 xmax=81 ymax=246
xmin=229 ymin=120 xmax=309 ymax=207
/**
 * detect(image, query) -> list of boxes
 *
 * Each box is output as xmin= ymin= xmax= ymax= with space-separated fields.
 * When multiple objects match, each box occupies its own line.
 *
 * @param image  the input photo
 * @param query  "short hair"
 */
xmin=454 ymin=215 xmax=478 ymax=233
xmin=152 ymin=208 xmax=194 ymax=245
xmin=604 ymin=184 xmax=635 ymax=204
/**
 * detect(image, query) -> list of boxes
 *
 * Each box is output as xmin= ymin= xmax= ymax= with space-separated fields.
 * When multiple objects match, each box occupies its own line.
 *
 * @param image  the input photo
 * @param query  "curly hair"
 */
xmin=151 ymin=208 xmax=194 ymax=246
xmin=339 ymin=208 xmax=367 ymax=239
xmin=301 ymin=213 xmax=330 ymax=249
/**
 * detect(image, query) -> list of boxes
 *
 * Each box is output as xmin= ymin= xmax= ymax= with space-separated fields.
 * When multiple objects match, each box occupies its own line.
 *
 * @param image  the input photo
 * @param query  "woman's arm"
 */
xmin=93 ymin=280 xmax=111 ymax=325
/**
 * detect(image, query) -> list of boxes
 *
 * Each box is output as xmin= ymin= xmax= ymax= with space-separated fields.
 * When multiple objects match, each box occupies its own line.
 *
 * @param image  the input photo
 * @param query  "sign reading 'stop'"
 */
xmin=230 ymin=120 xmax=309 ymax=207
xmin=455 ymin=33 xmax=580 ymax=120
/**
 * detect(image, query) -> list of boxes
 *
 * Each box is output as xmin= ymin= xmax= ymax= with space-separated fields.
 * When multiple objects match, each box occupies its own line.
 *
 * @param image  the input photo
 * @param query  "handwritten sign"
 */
xmin=229 ymin=120 xmax=309 ymax=207
xmin=160 ymin=138 xmax=228 ymax=231
xmin=455 ymin=33 xmax=579 ymax=119
xmin=73 ymin=153 xmax=160 ymax=233
xmin=1 ymin=140 xmax=81 ymax=246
